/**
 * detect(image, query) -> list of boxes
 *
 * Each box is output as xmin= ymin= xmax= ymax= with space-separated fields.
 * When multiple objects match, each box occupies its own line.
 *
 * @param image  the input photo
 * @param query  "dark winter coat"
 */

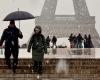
xmin=87 ymin=39 xmax=94 ymax=48
xmin=46 ymin=36 xmax=51 ymax=47
xmin=52 ymin=36 xmax=57 ymax=44
xmin=27 ymin=34 xmax=47 ymax=62
xmin=77 ymin=35 xmax=83 ymax=43
xmin=0 ymin=26 xmax=23 ymax=49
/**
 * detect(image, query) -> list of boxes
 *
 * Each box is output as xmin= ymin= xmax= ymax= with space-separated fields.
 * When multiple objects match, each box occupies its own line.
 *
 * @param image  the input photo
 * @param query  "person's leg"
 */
xmin=12 ymin=48 xmax=19 ymax=73
xmin=79 ymin=42 xmax=83 ymax=48
xmin=54 ymin=43 xmax=57 ymax=47
xmin=5 ymin=47 xmax=11 ymax=68
xmin=12 ymin=48 xmax=19 ymax=66
xmin=77 ymin=43 xmax=79 ymax=48
xmin=38 ymin=61 xmax=43 ymax=74
xmin=33 ymin=60 xmax=38 ymax=73
xmin=52 ymin=43 xmax=54 ymax=48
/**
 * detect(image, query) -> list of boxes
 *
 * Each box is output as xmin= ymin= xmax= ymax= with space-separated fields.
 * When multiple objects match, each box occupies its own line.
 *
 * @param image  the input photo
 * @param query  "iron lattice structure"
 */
xmin=35 ymin=0 xmax=100 ymax=47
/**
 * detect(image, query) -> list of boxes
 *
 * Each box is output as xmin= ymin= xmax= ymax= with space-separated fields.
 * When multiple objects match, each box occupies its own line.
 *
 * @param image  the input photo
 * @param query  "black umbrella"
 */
xmin=3 ymin=10 xmax=36 ymax=29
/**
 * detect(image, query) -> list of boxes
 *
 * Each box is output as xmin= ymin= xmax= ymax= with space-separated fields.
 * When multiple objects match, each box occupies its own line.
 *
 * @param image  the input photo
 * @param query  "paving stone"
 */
xmin=0 ymin=58 xmax=100 ymax=79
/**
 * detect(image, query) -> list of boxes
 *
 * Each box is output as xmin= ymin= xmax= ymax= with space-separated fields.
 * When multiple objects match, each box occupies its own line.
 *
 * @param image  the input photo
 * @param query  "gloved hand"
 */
xmin=27 ymin=49 xmax=30 ymax=53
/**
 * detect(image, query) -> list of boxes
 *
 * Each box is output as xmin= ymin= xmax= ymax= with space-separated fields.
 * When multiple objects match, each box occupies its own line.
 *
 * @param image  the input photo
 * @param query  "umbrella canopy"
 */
xmin=3 ymin=11 xmax=35 ymax=21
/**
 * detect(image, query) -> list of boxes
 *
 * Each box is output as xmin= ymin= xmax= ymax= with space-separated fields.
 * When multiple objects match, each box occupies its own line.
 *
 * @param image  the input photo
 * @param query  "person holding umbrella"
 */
xmin=0 ymin=20 xmax=23 ymax=73
xmin=27 ymin=25 xmax=47 ymax=78
xmin=0 ymin=10 xmax=35 ymax=74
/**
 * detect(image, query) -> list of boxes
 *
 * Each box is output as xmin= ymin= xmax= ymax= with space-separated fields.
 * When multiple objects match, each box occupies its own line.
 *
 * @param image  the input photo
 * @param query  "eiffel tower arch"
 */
xmin=35 ymin=0 xmax=100 ymax=47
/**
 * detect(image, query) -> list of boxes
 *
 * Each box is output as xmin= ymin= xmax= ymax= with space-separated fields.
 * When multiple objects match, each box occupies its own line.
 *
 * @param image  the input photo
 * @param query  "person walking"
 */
xmin=46 ymin=36 xmax=51 ymax=48
xmin=27 ymin=25 xmax=47 ymax=78
xmin=84 ymin=34 xmax=88 ymax=48
xmin=87 ymin=34 xmax=94 ymax=48
xmin=73 ymin=35 xmax=77 ymax=48
xmin=76 ymin=33 xmax=83 ymax=48
xmin=52 ymin=36 xmax=57 ymax=48
xmin=68 ymin=33 xmax=74 ymax=48
xmin=0 ymin=20 xmax=23 ymax=73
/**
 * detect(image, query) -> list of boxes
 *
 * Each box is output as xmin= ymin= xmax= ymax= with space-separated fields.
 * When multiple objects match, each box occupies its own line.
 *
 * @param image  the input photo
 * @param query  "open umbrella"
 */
xmin=3 ymin=10 xmax=36 ymax=29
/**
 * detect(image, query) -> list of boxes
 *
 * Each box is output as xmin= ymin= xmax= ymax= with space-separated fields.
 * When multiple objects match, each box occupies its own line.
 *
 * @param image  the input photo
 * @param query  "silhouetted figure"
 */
xmin=73 ymin=35 xmax=77 ymax=48
xmin=84 ymin=34 xmax=88 ymax=48
xmin=46 ymin=36 xmax=51 ymax=48
xmin=77 ymin=33 xmax=83 ymax=48
xmin=52 ymin=36 xmax=57 ymax=47
xmin=0 ymin=20 xmax=23 ymax=73
xmin=87 ymin=34 xmax=94 ymax=48
xmin=27 ymin=25 xmax=47 ymax=75
xmin=68 ymin=33 xmax=74 ymax=48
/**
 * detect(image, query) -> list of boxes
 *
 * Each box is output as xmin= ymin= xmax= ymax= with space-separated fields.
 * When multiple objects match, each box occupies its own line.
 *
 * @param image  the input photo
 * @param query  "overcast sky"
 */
xmin=0 ymin=0 xmax=100 ymax=44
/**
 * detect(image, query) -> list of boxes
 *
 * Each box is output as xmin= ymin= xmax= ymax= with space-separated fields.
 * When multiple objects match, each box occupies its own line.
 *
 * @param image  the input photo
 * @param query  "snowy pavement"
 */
xmin=0 ymin=48 xmax=100 ymax=59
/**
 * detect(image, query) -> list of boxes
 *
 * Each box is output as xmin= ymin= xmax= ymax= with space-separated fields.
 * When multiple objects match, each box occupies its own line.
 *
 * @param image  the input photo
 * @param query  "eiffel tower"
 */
xmin=35 ymin=0 xmax=100 ymax=47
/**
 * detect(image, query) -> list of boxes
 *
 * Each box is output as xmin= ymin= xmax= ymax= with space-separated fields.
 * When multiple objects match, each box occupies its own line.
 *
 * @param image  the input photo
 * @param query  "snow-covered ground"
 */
xmin=56 ymin=37 xmax=70 ymax=48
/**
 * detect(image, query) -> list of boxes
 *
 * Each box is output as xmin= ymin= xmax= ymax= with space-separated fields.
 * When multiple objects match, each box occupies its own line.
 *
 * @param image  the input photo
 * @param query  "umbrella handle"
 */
xmin=18 ymin=8 xmax=20 ymax=30
xmin=19 ymin=20 xmax=20 ymax=29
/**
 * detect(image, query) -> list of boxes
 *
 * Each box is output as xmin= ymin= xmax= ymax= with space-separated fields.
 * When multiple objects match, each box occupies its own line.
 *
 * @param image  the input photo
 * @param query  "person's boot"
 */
xmin=6 ymin=61 xmax=12 ymax=69
xmin=12 ymin=67 xmax=16 ymax=74
xmin=32 ymin=66 xmax=38 ymax=74
xmin=12 ymin=63 xmax=17 ymax=74
xmin=38 ymin=65 xmax=43 ymax=75
xmin=8 ymin=63 xmax=12 ymax=69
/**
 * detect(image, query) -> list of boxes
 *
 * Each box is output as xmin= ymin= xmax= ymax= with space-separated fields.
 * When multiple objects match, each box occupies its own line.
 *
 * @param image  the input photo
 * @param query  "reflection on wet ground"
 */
xmin=0 ymin=48 xmax=99 ymax=80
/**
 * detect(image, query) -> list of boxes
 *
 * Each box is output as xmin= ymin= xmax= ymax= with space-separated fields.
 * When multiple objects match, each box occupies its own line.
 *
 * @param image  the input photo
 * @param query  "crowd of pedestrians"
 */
xmin=68 ymin=33 xmax=94 ymax=48
xmin=46 ymin=36 xmax=57 ymax=48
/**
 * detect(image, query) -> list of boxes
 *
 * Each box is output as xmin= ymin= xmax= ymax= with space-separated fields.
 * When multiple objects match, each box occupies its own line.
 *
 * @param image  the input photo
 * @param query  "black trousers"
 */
xmin=4 ymin=47 xmax=19 ymax=66
xmin=33 ymin=61 xmax=43 ymax=74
